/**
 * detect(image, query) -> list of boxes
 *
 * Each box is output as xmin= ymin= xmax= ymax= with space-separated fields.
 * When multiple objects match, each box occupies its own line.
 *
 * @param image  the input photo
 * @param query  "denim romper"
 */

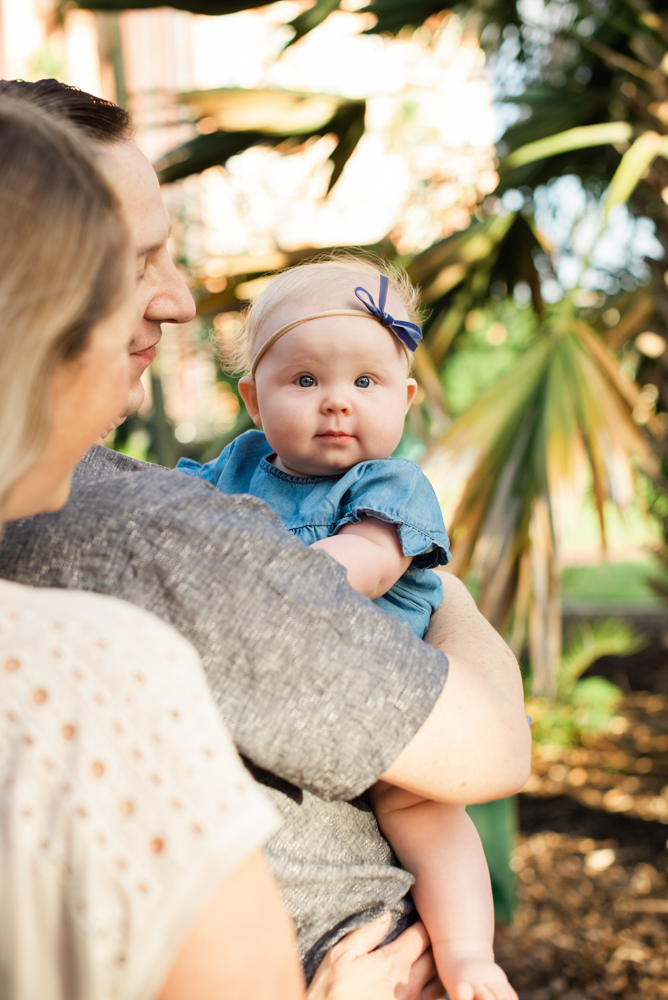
xmin=177 ymin=429 xmax=451 ymax=638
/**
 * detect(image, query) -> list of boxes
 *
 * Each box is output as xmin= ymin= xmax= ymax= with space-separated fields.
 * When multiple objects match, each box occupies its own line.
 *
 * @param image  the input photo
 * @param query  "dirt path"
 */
xmin=496 ymin=693 xmax=668 ymax=999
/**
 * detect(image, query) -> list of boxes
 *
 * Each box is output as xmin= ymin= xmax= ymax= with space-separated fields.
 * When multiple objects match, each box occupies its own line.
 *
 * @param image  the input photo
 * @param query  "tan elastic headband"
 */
xmin=250 ymin=309 xmax=412 ymax=377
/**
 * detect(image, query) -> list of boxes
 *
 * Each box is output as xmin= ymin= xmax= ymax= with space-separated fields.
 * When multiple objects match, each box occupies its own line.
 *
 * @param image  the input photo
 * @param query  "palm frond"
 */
xmin=75 ymin=0 xmax=268 ymax=12
xmin=358 ymin=1 xmax=452 ymax=35
xmin=499 ymin=88 xmax=612 ymax=155
xmin=605 ymin=293 xmax=655 ymax=350
xmin=557 ymin=619 xmax=644 ymax=700
xmin=287 ymin=0 xmax=342 ymax=46
xmin=425 ymin=307 xmax=659 ymax=695
xmin=408 ymin=213 xmax=546 ymax=365
xmin=604 ymin=130 xmax=668 ymax=219
xmin=502 ymin=122 xmax=633 ymax=173
xmin=154 ymin=89 xmax=365 ymax=191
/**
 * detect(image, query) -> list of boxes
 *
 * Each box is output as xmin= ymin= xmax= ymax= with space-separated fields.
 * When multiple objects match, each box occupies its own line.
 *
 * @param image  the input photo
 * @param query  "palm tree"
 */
xmin=154 ymin=89 xmax=366 ymax=193
xmin=407 ymin=0 xmax=668 ymax=693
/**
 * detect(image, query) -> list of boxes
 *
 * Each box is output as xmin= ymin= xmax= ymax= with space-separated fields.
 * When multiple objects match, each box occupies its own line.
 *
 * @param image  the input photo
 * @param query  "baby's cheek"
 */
xmin=263 ymin=404 xmax=308 ymax=450
xmin=369 ymin=399 xmax=406 ymax=451
xmin=278 ymin=406 xmax=309 ymax=436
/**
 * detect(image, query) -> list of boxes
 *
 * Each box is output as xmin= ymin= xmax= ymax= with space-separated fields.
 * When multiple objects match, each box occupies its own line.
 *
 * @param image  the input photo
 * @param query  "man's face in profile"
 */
xmin=103 ymin=140 xmax=196 ymax=417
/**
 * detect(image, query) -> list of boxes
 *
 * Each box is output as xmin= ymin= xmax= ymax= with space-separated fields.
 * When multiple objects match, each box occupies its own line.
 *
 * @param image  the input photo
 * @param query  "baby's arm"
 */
xmin=312 ymin=516 xmax=515 ymax=995
xmin=370 ymin=783 xmax=517 ymax=1000
xmin=309 ymin=516 xmax=411 ymax=600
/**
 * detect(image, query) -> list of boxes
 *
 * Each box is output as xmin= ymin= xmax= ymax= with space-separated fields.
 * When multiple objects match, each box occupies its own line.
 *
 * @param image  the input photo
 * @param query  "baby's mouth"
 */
xmin=317 ymin=431 xmax=355 ymax=441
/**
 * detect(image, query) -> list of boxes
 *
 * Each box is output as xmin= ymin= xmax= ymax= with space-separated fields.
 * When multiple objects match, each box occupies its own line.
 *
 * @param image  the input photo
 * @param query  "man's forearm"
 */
xmin=381 ymin=571 xmax=531 ymax=803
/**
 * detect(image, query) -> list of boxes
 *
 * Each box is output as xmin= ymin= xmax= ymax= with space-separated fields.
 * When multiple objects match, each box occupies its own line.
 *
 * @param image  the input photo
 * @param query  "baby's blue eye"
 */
xmin=355 ymin=376 xmax=372 ymax=388
xmin=297 ymin=374 xmax=316 ymax=387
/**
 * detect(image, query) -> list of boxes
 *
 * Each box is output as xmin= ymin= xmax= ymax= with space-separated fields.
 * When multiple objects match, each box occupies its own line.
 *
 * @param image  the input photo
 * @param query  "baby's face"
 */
xmin=242 ymin=289 xmax=418 ymax=477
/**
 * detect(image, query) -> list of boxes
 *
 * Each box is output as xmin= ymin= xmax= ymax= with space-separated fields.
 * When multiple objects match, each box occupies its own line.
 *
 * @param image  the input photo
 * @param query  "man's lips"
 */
xmin=130 ymin=344 xmax=157 ymax=366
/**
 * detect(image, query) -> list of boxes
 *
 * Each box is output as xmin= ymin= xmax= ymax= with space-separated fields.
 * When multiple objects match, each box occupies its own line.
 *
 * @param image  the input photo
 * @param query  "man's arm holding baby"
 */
xmin=382 ymin=570 xmax=531 ymax=803
xmin=309 ymin=516 xmax=410 ymax=600
xmin=311 ymin=522 xmax=530 ymax=805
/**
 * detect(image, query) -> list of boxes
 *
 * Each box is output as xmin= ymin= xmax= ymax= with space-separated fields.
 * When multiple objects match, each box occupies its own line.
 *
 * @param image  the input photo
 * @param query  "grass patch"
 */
xmin=561 ymin=561 xmax=666 ymax=608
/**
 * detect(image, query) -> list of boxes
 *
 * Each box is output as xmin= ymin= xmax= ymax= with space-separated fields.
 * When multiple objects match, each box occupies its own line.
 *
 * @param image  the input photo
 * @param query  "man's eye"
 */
xmin=297 ymin=375 xmax=316 ymax=387
xmin=355 ymin=376 xmax=372 ymax=388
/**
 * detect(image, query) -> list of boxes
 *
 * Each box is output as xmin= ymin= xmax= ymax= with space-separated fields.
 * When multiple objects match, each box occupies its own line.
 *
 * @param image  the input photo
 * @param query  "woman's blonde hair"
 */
xmin=0 ymin=98 xmax=130 ymax=512
xmin=223 ymin=252 xmax=422 ymax=375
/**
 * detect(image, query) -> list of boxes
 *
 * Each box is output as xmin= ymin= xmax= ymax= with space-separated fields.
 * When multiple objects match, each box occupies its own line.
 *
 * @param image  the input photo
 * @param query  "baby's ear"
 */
xmin=238 ymin=377 xmax=262 ymax=426
xmin=406 ymin=378 xmax=419 ymax=411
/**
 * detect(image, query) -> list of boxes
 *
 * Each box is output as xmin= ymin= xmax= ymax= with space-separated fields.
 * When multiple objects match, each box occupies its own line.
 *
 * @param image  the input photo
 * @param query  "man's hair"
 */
xmin=0 ymin=79 xmax=132 ymax=143
xmin=0 ymin=97 xmax=131 ymax=514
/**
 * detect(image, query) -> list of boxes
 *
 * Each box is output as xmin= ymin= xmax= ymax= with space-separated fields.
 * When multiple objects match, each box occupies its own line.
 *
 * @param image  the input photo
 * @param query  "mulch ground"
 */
xmin=495 ymin=692 xmax=668 ymax=999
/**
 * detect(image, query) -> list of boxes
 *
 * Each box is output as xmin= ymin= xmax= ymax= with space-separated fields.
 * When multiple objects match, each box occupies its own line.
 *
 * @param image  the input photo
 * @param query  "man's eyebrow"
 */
xmin=136 ymin=225 xmax=172 ymax=258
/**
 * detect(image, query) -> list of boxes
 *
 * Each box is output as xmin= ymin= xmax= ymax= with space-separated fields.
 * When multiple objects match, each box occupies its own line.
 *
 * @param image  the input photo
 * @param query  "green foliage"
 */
xmin=74 ymin=1 xmax=267 ymax=12
xmin=557 ymin=618 xmax=643 ymax=697
xmin=154 ymin=89 xmax=365 ymax=192
xmin=527 ymin=619 xmax=642 ymax=746
xmin=30 ymin=39 xmax=68 ymax=81
xmin=415 ymin=0 xmax=668 ymax=694
xmin=441 ymin=300 xmax=538 ymax=415
xmin=434 ymin=300 xmax=657 ymax=695
xmin=528 ymin=677 xmax=623 ymax=746
xmin=287 ymin=0 xmax=342 ymax=46
xmin=570 ymin=676 xmax=624 ymax=731
xmin=358 ymin=1 xmax=450 ymax=35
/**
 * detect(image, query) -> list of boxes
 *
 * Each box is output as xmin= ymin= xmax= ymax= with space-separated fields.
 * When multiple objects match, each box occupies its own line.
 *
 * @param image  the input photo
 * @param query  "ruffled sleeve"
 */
xmin=336 ymin=459 xmax=450 ymax=570
xmin=175 ymin=452 xmax=225 ymax=485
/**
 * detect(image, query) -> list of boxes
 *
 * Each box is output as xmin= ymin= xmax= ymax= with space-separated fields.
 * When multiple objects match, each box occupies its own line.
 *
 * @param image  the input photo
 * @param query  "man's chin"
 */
xmin=124 ymin=382 xmax=146 ymax=418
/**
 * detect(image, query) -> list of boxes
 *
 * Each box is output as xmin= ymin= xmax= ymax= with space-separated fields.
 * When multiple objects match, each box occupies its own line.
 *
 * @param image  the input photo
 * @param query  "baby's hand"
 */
xmin=434 ymin=941 xmax=517 ymax=1000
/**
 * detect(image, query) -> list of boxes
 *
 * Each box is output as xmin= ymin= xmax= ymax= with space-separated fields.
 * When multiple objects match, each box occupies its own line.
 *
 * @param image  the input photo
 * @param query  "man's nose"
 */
xmin=146 ymin=253 xmax=196 ymax=325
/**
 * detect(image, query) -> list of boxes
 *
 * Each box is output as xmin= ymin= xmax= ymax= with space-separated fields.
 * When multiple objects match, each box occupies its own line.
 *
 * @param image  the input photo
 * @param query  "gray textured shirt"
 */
xmin=0 ymin=446 xmax=448 ymax=980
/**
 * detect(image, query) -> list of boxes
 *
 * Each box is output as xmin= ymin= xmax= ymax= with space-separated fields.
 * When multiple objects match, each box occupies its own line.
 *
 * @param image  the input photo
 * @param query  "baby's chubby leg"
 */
xmin=370 ymin=783 xmax=518 ymax=1000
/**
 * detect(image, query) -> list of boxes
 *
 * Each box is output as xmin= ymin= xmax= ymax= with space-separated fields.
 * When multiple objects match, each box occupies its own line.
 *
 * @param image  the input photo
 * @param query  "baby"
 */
xmin=177 ymin=256 xmax=517 ymax=1000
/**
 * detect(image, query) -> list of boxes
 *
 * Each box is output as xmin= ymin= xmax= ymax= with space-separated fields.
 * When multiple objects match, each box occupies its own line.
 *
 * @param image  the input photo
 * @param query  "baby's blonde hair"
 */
xmin=223 ymin=252 xmax=422 ymax=375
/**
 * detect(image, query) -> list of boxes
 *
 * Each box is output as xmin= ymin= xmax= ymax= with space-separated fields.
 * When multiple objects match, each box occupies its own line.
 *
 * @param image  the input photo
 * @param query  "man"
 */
xmin=0 ymin=81 xmax=530 ymax=991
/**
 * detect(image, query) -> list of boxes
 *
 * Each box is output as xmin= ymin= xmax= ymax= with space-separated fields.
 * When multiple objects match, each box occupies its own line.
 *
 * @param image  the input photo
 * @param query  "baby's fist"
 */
xmin=434 ymin=941 xmax=517 ymax=1000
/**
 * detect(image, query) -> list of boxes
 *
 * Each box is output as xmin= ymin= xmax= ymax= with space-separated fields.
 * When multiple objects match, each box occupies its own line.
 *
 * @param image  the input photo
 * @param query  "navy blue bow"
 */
xmin=354 ymin=275 xmax=422 ymax=354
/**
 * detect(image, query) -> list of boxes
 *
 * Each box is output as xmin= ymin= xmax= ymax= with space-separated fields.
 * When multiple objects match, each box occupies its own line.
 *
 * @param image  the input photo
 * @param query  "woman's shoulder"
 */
xmin=0 ymin=578 xmax=225 ymax=786
xmin=0 ymin=576 xmax=196 ymax=666
xmin=0 ymin=577 xmax=280 ymax=1000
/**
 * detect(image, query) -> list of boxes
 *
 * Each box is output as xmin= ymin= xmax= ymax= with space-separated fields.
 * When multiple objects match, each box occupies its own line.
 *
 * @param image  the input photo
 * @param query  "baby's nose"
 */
xmin=321 ymin=392 xmax=352 ymax=414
